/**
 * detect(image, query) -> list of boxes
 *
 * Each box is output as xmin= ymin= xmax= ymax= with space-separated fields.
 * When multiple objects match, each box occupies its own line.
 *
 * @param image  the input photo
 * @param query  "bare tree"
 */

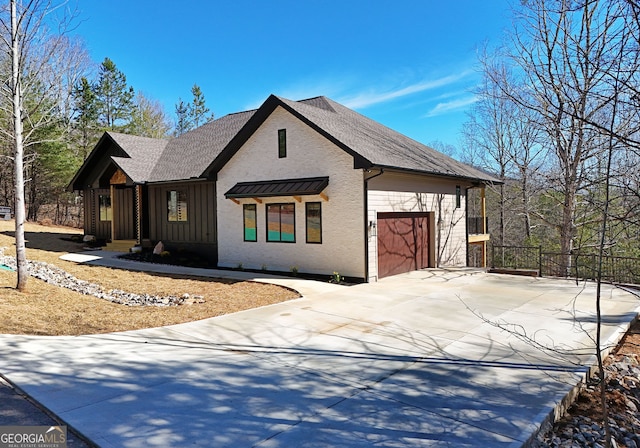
xmin=464 ymin=63 xmax=545 ymax=246
xmin=484 ymin=0 xmax=635 ymax=275
xmin=7 ymin=0 xmax=27 ymax=290
xmin=0 ymin=0 xmax=81 ymax=290
xmin=128 ymin=92 xmax=172 ymax=138
xmin=476 ymin=1 xmax=640 ymax=446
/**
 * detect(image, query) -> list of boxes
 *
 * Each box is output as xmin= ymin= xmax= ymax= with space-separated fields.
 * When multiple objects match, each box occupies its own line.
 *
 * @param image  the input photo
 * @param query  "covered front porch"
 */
xmin=105 ymin=168 xmax=144 ymax=252
xmin=83 ymin=166 xmax=145 ymax=253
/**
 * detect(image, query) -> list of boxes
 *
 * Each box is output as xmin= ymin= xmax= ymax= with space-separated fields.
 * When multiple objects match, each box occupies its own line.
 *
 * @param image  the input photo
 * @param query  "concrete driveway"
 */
xmin=0 ymin=269 xmax=638 ymax=447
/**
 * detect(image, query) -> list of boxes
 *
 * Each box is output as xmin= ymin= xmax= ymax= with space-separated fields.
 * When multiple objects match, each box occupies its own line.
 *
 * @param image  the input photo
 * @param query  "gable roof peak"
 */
xmin=294 ymin=96 xmax=336 ymax=112
xmin=243 ymin=94 xmax=500 ymax=184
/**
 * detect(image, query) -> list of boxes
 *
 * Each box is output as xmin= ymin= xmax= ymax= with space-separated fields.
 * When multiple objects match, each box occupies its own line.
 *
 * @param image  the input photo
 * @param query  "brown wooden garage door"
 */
xmin=377 ymin=212 xmax=430 ymax=279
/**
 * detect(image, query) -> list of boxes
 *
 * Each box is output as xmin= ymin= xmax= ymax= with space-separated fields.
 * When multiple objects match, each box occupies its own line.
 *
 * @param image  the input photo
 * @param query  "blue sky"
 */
xmin=73 ymin=1 xmax=512 ymax=150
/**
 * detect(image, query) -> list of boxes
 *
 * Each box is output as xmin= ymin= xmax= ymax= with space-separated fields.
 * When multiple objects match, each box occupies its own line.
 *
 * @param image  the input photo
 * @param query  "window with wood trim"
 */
xmin=455 ymin=185 xmax=461 ymax=209
xmin=305 ymin=202 xmax=322 ymax=243
xmin=167 ymin=190 xmax=188 ymax=222
xmin=243 ymin=204 xmax=257 ymax=242
xmin=98 ymin=194 xmax=112 ymax=221
xmin=266 ymin=203 xmax=295 ymax=242
xmin=278 ymin=129 xmax=287 ymax=158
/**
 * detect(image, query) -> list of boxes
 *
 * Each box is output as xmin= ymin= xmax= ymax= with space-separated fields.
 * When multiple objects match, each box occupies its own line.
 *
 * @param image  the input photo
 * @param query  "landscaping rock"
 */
xmin=536 ymin=355 xmax=640 ymax=447
xmin=0 ymin=255 xmax=200 ymax=307
xmin=153 ymin=240 xmax=164 ymax=255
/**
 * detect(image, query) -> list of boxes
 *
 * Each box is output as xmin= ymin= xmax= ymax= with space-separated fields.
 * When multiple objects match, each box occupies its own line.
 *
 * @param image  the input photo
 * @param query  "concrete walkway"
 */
xmin=59 ymin=250 xmax=346 ymax=297
xmin=1 ymin=257 xmax=639 ymax=447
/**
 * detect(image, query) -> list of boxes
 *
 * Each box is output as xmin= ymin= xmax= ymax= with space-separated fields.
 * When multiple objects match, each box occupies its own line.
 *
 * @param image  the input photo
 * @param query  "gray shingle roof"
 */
xmin=146 ymin=110 xmax=255 ymax=182
xmin=279 ymin=96 xmax=499 ymax=183
xmin=74 ymin=95 xmax=499 ymax=188
xmin=107 ymin=132 xmax=168 ymax=183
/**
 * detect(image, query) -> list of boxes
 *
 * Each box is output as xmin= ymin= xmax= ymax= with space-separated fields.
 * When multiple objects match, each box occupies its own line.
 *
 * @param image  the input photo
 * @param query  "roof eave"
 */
xmin=67 ymin=132 xmax=123 ymax=191
xmin=368 ymin=165 xmax=503 ymax=185
xmin=201 ymin=95 xmax=374 ymax=179
xmin=109 ymin=157 xmax=138 ymax=185
xmin=202 ymin=96 xmax=281 ymax=178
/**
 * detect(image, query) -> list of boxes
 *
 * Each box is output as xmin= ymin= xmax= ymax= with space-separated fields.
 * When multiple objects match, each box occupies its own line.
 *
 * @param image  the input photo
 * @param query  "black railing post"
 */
xmin=491 ymin=244 xmax=495 ymax=269
xmin=538 ymin=245 xmax=543 ymax=277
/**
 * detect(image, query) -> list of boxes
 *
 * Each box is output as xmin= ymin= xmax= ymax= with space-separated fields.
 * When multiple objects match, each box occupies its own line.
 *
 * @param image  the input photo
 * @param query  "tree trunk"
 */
xmin=11 ymin=0 xmax=28 ymax=291
xmin=499 ymin=182 xmax=505 ymax=246
xmin=521 ymin=171 xmax=532 ymax=240
xmin=560 ymin=179 xmax=577 ymax=277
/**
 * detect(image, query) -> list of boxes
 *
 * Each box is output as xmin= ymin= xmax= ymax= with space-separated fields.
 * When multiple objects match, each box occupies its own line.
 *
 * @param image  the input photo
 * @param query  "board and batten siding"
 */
xmin=216 ymin=106 xmax=365 ymax=278
xmin=84 ymin=188 xmax=111 ymax=240
xmin=113 ymin=187 xmax=135 ymax=240
xmin=367 ymin=172 xmax=469 ymax=281
xmin=147 ymin=181 xmax=216 ymax=250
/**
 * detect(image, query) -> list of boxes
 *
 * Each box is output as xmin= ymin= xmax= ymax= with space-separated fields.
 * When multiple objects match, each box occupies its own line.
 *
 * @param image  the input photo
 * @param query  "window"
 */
xmin=267 ymin=203 xmax=295 ymax=242
xmin=278 ymin=129 xmax=287 ymax=158
xmin=243 ymin=204 xmax=257 ymax=242
xmin=455 ymin=185 xmax=461 ymax=209
xmin=305 ymin=202 xmax=322 ymax=243
xmin=98 ymin=194 xmax=112 ymax=221
xmin=167 ymin=190 xmax=188 ymax=222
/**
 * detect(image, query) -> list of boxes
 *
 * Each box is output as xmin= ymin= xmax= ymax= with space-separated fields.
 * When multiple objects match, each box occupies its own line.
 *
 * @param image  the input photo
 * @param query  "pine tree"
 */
xmin=94 ymin=58 xmax=135 ymax=131
xmin=173 ymin=84 xmax=214 ymax=135
xmin=188 ymin=84 xmax=213 ymax=128
xmin=174 ymin=98 xmax=191 ymax=136
xmin=73 ymin=77 xmax=99 ymax=158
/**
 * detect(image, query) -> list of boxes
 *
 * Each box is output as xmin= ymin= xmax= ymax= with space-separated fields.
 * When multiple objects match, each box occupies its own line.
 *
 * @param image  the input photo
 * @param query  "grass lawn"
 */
xmin=0 ymin=220 xmax=299 ymax=336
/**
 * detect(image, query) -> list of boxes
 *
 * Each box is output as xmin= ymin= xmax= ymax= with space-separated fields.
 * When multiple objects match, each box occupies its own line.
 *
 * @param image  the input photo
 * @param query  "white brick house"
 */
xmin=70 ymin=95 xmax=498 ymax=282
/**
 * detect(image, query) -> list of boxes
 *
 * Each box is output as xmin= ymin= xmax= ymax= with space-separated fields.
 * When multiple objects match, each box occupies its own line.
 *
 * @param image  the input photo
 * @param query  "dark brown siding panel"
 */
xmin=147 ymin=181 xmax=216 ymax=246
xmin=148 ymin=184 xmax=162 ymax=241
xmin=89 ymin=188 xmax=112 ymax=241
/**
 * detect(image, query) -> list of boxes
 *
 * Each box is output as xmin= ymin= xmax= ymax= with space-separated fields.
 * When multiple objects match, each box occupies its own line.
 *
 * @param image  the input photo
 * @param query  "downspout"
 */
xmin=363 ymin=168 xmax=384 ymax=282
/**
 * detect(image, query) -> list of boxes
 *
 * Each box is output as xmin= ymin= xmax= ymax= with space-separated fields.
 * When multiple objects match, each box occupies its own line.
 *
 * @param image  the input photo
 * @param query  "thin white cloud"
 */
xmin=339 ymin=70 xmax=474 ymax=109
xmin=425 ymin=95 xmax=478 ymax=117
xmin=241 ymin=69 xmax=476 ymax=114
xmin=243 ymin=79 xmax=350 ymax=111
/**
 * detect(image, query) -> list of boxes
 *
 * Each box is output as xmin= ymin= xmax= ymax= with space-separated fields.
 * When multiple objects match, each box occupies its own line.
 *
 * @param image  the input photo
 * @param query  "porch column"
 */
xmin=135 ymin=184 xmax=142 ymax=245
xmin=481 ymin=187 xmax=487 ymax=268
xmin=110 ymin=184 xmax=116 ymax=241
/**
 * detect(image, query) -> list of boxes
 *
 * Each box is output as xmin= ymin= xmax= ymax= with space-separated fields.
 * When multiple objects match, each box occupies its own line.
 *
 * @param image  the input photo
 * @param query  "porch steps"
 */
xmin=104 ymin=240 xmax=137 ymax=253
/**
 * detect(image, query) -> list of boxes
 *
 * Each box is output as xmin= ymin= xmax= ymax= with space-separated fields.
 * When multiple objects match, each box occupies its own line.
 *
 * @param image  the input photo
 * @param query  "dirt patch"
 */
xmin=0 ymin=220 xmax=299 ymax=336
xmin=615 ymin=318 xmax=640 ymax=356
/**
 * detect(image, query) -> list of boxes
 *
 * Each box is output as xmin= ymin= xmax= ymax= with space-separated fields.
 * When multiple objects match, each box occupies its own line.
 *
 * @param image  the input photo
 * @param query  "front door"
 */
xmin=113 ymin=186 xmax=135 ymax=240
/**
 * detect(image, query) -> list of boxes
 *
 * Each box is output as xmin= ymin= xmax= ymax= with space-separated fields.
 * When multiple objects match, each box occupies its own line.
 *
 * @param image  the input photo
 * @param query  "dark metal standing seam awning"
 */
xmin=225 ymin=176 xmax=329 ymax=199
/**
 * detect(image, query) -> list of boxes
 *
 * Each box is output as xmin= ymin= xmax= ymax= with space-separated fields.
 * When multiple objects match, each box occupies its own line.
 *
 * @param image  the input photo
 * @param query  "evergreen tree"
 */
xmin=174 ymin=98 xmax=191 ymax=136
xmin=94 ymin=57 xmax=135 ymax=131
xmin=73 ymin=77 xmax=99 ymax=158
xmin=188 ymin=84 xmax=213 ymax=128
xmin=173 ymin=84 xmax=213 ymax=135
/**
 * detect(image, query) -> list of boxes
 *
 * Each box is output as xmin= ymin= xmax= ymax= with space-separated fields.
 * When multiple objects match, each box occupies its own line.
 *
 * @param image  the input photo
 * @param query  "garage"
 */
xmin=377 ymin=212 xmax=431 ymax=278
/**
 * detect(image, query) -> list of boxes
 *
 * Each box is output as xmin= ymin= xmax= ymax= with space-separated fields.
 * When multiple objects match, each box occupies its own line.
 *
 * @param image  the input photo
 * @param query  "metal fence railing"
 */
xmin=490 ymin=245 xmax=640 ymax=285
